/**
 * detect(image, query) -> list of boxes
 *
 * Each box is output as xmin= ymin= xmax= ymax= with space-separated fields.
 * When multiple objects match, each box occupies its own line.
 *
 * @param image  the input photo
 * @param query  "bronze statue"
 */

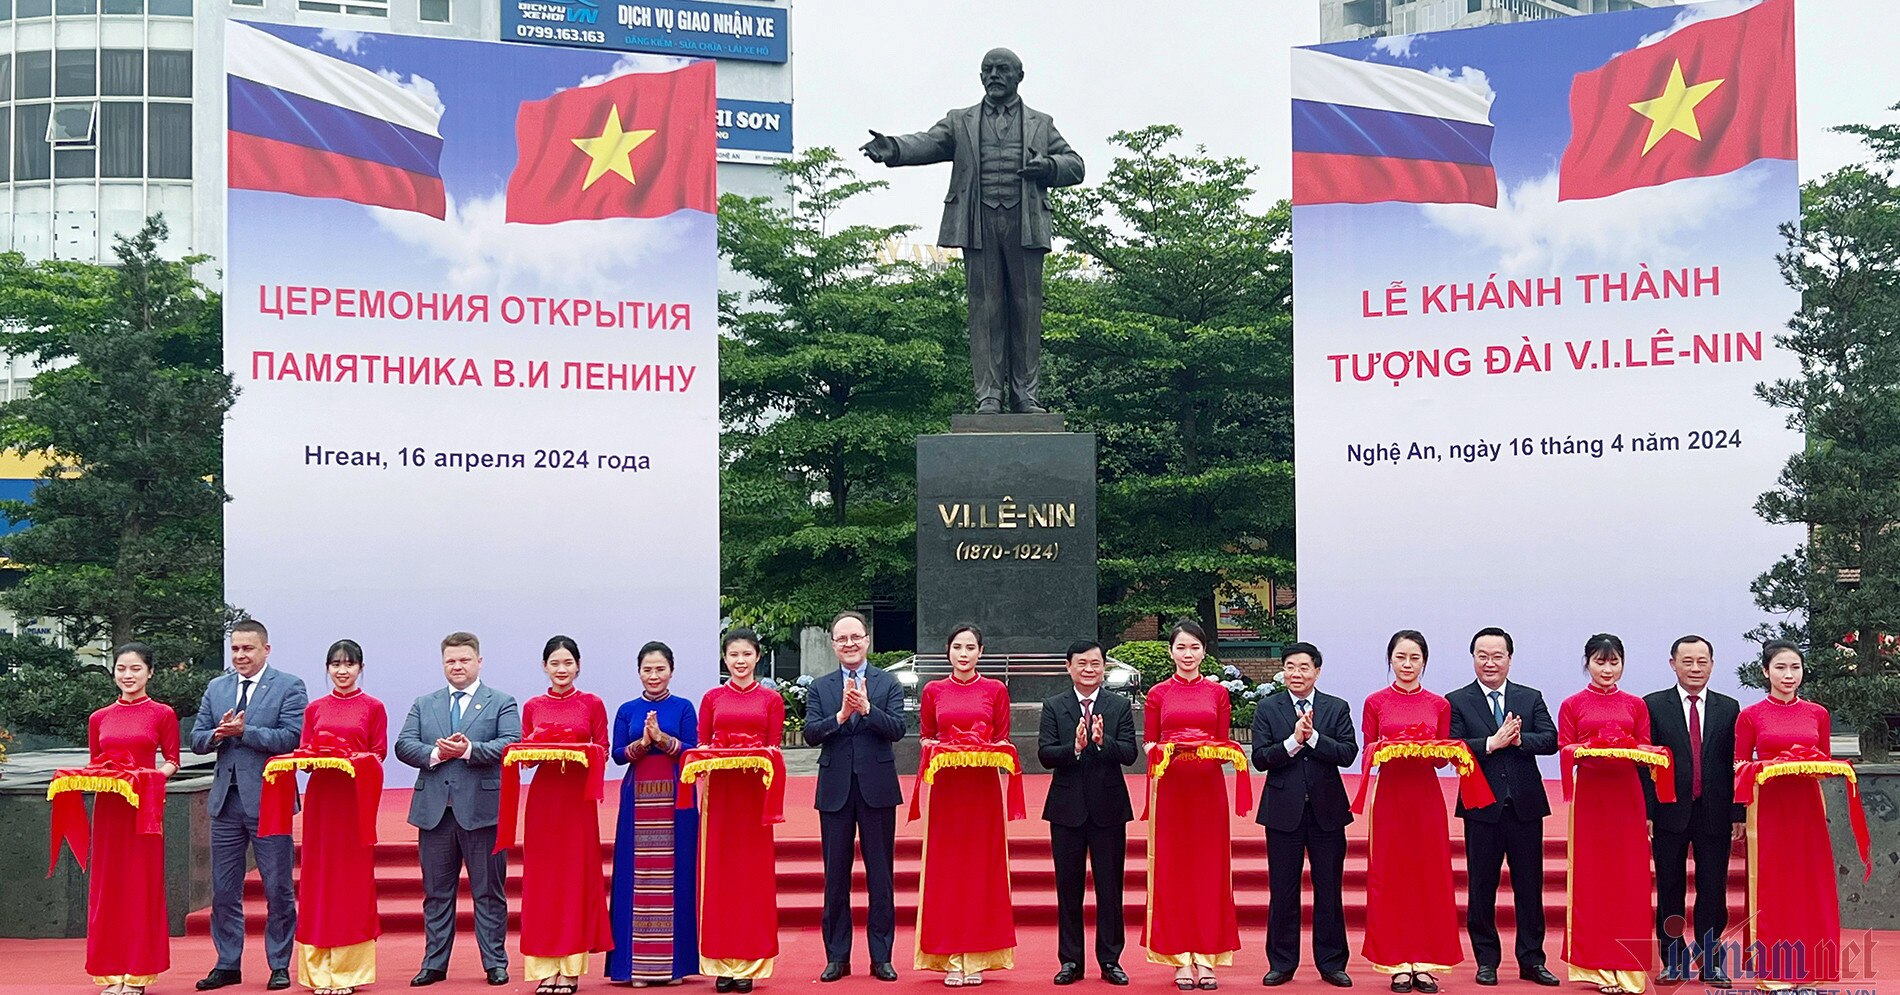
xmin=862 ymin=48 xmax=1085 ymax=415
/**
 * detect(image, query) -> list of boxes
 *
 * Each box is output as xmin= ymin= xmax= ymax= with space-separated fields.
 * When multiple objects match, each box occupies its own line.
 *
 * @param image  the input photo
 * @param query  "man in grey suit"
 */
xmin=395 ymin=631 xmax=522 ymax=988
xmin=861 ymin=47 xmax=1085 ymax=414
xmin=803 ymin=610 xmax=907 ymax=983
xmin=192 ymin=619 xmax=308 ymax=992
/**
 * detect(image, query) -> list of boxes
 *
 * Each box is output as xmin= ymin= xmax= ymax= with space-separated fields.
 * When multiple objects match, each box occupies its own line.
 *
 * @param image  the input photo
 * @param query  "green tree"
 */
xmin=1047 ymin=125 xmax=1296 ymax=639
xmin=0 ymin=217 xmax=236 ymax=664
xmin=718 ymin=149 xmax=964 ymax=631
xmin=1749 ymin=114 xmax=1900 ymax=759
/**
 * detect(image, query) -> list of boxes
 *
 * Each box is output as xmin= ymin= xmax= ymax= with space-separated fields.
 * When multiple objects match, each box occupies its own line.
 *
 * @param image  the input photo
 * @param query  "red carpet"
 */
xmin=4 ymin=774 xmax=1880 ymax=993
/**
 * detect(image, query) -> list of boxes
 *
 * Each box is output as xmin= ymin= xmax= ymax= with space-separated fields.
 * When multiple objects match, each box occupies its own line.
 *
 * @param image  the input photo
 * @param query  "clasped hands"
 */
xmin=1073 ymin=713 xmax=1106 ymax=753
xmin=626 ymin=711 xmax=674 ymax=760
xmin=835 ymin=682 xmax=874 ymax=724
xmin=433 ymin=731 xmax=472 ymax=760
xmin=211 ymin=708 xmax=247 ymax=742
xmin=1486 ymin=713 xmax=1523 ymax=753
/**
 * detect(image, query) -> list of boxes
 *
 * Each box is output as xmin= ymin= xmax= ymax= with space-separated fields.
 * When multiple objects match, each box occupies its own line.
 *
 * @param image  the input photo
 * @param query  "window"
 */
xmin=47 ymin=101 xmax=97 ymax=145
xmin=0 ymin=108 xmax=9 ymax=181
xmin=99 ymin=102 xmax=140 ymax=176
xmin=103 ymin=0 xmax=142 ymax=12
xmin=146 ymin=0 xmax=188 ymax=15
xmin=54 ymin=147 xmax=94 ymax=178
xmin=55 ymin=49 xmax=96 ymax=98
xmin=0 ymin=0 xmax=11 ymax=21
xmin=0 ymin=56 xmax=10 ymax=101
xmin=18 ymin=51 xmax=52 ymax=100
xmin=419 ymin=0 xmax=448 ymax=21
xmin=147 ymin=103 xmax=189 ymax=178
xmin=299 ymin=0 xmax=387 ymax=16
xmin=56 ymin=0 xmax=95 ymax=13
xmin=15 ymin=0 xmax=47 ymax=17
xmin=101 ymin=50 xmax=142 ymax=95
xmin=15 ymin=104 xmax=50 ymax=180
xmin=149 ymin=51 xmax=190 ymax=97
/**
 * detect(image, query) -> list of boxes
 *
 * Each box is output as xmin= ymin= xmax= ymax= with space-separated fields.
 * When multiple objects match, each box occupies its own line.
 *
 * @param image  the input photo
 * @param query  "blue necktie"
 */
xmin=451 ymin=691 xmax=467 ymax=733
xmin=1297 ymin=699 xmax=1310 ymax=716
xmin=1490 ymin=690 xmax=1505 ymax=726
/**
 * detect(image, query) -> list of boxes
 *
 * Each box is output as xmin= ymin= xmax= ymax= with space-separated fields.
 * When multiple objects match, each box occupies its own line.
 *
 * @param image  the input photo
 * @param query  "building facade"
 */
xmin=0 ymin=0 xmax=791 ymax=265
xmin=1321 ymin=0 xmax=1656 ymax=42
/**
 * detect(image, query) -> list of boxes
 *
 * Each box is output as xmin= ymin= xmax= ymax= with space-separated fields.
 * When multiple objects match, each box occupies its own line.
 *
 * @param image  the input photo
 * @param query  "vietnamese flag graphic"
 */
xmin=1557 ymin=0 xmax=1794 ymax=201
xmin=505 ymin=60 xmax=717 ymax=224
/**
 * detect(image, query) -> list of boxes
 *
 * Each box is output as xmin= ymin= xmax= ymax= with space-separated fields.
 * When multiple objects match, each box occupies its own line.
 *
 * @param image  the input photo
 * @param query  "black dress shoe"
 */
xmin=1263 ymin=970 xmax=1294 ymax=987
xmin=870 ymin=962 xmax=898 ymax=982
xmin=1055 ymin=963 xmax=1083 ymax=985
xmin=197 ymin=970 xmax=243 ymax=991
xmin=1658 ymin=970 xmax=1691 ymax=986
xmin=268 ymin=969 xmax=292 ymax=990
xmin=1390 ymin=975 xmax=1413 ymax=993
xmin=1412 ymin=974 xmax=1438 ymax=994
xmin=410 ymin=970 xmax=447 ymax=988
xmin=715 ymin=979 xmax=736 ymax=993
xmin=1475 ymin=966 xmax=1499 ymax=986
xmin=1520 ymin=966 xmax=1560 ymax=987
xmin=819 ymin=963 xmax=849 ymax=983
xmin=1321 ymin=971 xmax=1355 ymax=988
xmin=1702 ymin=968 xmax=1733 ymax=989
xmin=734 ymin=981 xmax=753 ymax=994
xmin=486 ymin=968 xmax=509 ymax=986
xmin=1102 ymin=964 xmax=1130 ymax=986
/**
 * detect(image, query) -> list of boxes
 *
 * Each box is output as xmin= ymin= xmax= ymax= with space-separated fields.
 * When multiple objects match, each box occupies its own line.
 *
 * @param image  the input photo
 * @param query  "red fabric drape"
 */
xmin=46 ymin=763 xmax=166 ymax=875
xmin=1350 ymin=723 xmax=1494 ymax=814
xmin=495 ymin=730 xmax=607 ymax=852
xmin=907 ymin=739 xmax=1025 ymax=824
xmin=1141 ymin=740 xmax=1252 ymax=819
xmin=257 ymin=735 xmax=384 ymax=846
xmin=677 ymin=745 xmax=786 ymax=824
xmin=1559 ymin=726 xmax=1674 ymax=803
xmin=1735 ymin=745 xmax=1871 ymax=880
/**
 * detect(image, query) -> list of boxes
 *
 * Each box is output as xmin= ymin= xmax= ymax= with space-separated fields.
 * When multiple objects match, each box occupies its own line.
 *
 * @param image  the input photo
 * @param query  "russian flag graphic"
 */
xmin=1291 ymin=48 xmax=1498 ymax=209
xmin=227 ymin=22 xmax=447 ymax=219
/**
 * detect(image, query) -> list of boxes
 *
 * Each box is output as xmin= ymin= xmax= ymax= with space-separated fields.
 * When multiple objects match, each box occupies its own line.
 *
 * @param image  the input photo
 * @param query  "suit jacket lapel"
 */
xmin=1656 ymin=690 xmax=1688 ymax=748
xmin=959 ymin=106 xmax=979 ymax=164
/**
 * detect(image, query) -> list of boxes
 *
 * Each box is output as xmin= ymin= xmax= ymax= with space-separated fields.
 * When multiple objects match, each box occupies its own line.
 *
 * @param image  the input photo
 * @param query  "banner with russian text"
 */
xmin=223 ymin=24 xmax=718 ymax=783
xmin=1291 ymin=0 xmax=1800 ymax=729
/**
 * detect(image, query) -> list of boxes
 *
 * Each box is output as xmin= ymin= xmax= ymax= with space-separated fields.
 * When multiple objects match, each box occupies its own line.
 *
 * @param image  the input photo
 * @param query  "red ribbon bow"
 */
xmin=1350 ymin=723 xmax=1494 ymax=814
xmin=1733 ymin=745 xmax=1871 ymax=881
xmin=257 ymin=737 xmax=384 ymax=847
xmin=1559 ymin=726 xmax=1674 ymax=803
xmin=908 ymin=740 xmax=1027 ymax=824
xmin=494 ymin=728 xmax=607 ymax=852
xmin=1140 ymin=738 xmax=1253 ymax=820
xmin=46 ymin=759 xmax=167 ymax=876
xmin=675 ymin=743 xmax=787 ymax=825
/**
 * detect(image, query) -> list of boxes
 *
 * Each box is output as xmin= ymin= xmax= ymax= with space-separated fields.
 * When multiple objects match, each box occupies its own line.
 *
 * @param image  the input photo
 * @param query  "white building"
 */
xmin=1322 ymin=0 xmax=1657 ymax=42
xmin=0 ymin=0 xmax=792 ymax=265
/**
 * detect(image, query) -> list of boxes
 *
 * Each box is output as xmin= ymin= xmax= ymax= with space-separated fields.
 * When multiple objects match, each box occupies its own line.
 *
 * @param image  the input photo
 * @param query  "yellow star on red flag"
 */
xmin=570 ymin=106 xmax=657 ymax=190
xmin=1628 ymin=59 xmax=1725 ymax=155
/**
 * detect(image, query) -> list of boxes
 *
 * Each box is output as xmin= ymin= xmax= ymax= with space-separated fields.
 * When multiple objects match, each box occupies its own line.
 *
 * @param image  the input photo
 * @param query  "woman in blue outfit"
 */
xmin=607 ymin=641 xmax=700 ymax=986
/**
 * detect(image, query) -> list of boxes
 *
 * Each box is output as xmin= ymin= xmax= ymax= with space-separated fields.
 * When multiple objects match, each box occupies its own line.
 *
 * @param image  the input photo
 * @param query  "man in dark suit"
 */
xmin=394 ymin=632 xmax=522 ymax=988
xmin=1642 ymin=635 xmax=1743 ymax=987
xmin=1252 ymin=641 xmax=1357 ymax=988
xmin=1037 ymin=639 xmax=1138 ymax=987
xmin=803 ymin=610 xmax=908 ymax=983
xmin=1447 ymin=627 xmax=1562 ymax=987
xmin=861 ymin=47 xmax=1085 ymax=414
xmin=191 ymin=619 xmax=307 ymax=992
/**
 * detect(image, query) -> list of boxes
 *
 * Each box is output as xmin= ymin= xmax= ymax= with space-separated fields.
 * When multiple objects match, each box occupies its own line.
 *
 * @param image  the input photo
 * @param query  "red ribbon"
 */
xmin=1140 ymin=738 xmax=1253 ymax=819
xmin=1558 ymin=726 xmax=1674 ymax=803
xmin=494 ymin=727 xmax=607 ymax=852
xmin=907 ymin=738 xmax=1027 ymax=824
xmin=257 ymin=735 xmax=384 ymax=847
xmin=1733 ymin=745 xmax=1871 ymax=881
xmin=1350 ymin=724 xmax=1495 ymax=814
xmin=675 ymin=743 xmax=787 ymax=825
xmin=46 ymin=760 xmax=166 ymax=876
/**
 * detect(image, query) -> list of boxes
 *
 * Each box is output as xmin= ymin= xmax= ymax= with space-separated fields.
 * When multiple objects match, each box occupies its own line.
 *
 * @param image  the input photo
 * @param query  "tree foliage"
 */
xmin=718 ymin=149 xmax=964 ymax=634
xmin=0 ymin=217 xmax=235 ymax=664
xmin=1047 ymin=125 xmax=1296 ymax=638
xmin=1749 ymin=117 xmax=1900 ymax=758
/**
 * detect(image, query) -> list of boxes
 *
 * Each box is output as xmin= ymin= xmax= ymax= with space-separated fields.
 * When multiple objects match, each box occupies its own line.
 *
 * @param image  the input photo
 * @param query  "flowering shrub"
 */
xmin=760 ymin=674 xmax=813 ymax=730
xmin=1221 ymin=663 xmax=1284 ymax=730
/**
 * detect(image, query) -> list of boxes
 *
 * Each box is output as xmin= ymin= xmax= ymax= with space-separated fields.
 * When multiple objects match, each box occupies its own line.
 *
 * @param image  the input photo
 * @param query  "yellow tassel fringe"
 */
xmin=1757 ymin=759 xmax=1855 ymax=785
xmin=923 ymin=749 xmax=1018 ymax=784
xmin=503 ymin=747 xmax=590 ymax=766
xmin=1372 ymin=742 xmax=1475 ymax=776
xmin=1151 ymin=743 xmax=1244 ymax=780
xmin=1575 ymin=746 xmax=1669 ymax=768
xmin=46 ymin=775 xmax=140 ymax=807
xmin=264 ymin=756 xmax=357 ymax=783
xmin=680 ymin=755 xmax=775 ymax=786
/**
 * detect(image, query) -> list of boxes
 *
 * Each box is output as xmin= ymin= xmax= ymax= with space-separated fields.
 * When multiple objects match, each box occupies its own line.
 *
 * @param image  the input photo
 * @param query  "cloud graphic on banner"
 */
xmin=1636 ymin=0 xmax=1761 ymax=48
xmin=318 ymin=27 xmax=365 ymax=55
xmin=369 ymin=194 xmax=694 ymax=292
xmin=575 ymin=52 xmax=694 ymax=90
xmin=1372 ymin=34 xmax=1421 ymax=59
xmin=1419 ymin=167 xmax=1765 ymax=273
xmin=1428 ymin=65 xmax=1496 ymax=104
xmin=375 ymin=69 xmax=445 ymax=118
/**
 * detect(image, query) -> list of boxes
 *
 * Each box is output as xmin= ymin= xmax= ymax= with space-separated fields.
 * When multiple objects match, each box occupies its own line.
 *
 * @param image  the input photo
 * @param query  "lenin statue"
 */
xmin=861 ymin=48 xmax=1085 ymax=415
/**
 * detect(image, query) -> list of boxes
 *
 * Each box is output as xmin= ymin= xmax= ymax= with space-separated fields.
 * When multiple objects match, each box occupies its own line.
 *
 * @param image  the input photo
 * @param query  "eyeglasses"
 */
xmin=832 ymin=635 xmax=867 ymax=645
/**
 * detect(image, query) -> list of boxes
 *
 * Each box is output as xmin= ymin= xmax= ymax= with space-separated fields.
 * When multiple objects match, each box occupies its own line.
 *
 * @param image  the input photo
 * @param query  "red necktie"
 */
xmin=1687 ymin=693 xmax=1703 ymax=799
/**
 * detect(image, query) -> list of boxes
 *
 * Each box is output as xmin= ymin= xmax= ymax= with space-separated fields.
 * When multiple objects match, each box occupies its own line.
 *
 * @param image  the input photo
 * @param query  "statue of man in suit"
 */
xmin=861 ymin=47 xmax=1085 ymax=415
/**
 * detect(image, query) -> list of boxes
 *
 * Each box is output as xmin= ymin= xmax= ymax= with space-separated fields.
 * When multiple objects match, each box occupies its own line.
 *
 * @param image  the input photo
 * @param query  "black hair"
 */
xmin=1670 ymin=634 xmax=1713 ymax=660
xmin=1065 ymin=639 xmax=1103 ymax=662
xmin=945 ymin=623 xmax=985 ymax=652
xmin=721 ymin=628 xmax=762 ymax=655
xmin=1387 ymin=629 xmax=1429 ymax=663
xmin=1760 ymin=639 xmax=1805 ymax=670
xmin=1583 ymin=633 xmax=1626 ymax=668
xmin=1169 ymin=619 xmax=1208 ymax=647
xmin=543 ymin=635 xmax=581 ymax=664
xmin=1282 ymin=641 xmax=1324 ymax=668
xmin=232 ymin=619 xmax=269 ymax=642
xmin=326 ymin=639 xmax=364 ymax=668
xmin=1469 ymin=626 xmax=1514 ymax=656
xmin=638 ymin=640 xmax=675 ymax=670
xmin=113 ymin=641 xmax=155 ymax=669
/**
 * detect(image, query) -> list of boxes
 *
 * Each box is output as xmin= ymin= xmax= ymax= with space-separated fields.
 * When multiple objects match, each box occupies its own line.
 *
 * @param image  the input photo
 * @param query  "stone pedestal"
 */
xmin=915 ymin=415 xmax=1097 ymax=689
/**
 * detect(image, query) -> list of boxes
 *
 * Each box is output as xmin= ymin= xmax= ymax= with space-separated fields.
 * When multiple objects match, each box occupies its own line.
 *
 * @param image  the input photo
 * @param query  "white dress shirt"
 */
xmin=1284 ymin=694 xmax=1316 ymax=755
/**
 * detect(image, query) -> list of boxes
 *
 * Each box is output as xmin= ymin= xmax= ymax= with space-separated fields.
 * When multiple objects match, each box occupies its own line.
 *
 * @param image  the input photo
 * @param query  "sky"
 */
xmin=790 ymin=0 xmax=1900 ymax=238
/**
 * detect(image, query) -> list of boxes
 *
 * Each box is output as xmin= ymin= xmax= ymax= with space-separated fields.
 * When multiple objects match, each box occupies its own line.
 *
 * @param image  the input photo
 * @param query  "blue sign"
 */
xmin=716 ymin=98 xmax=791 ymax=157
xmin=503 ymin=0 xmax=789 ymax=63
